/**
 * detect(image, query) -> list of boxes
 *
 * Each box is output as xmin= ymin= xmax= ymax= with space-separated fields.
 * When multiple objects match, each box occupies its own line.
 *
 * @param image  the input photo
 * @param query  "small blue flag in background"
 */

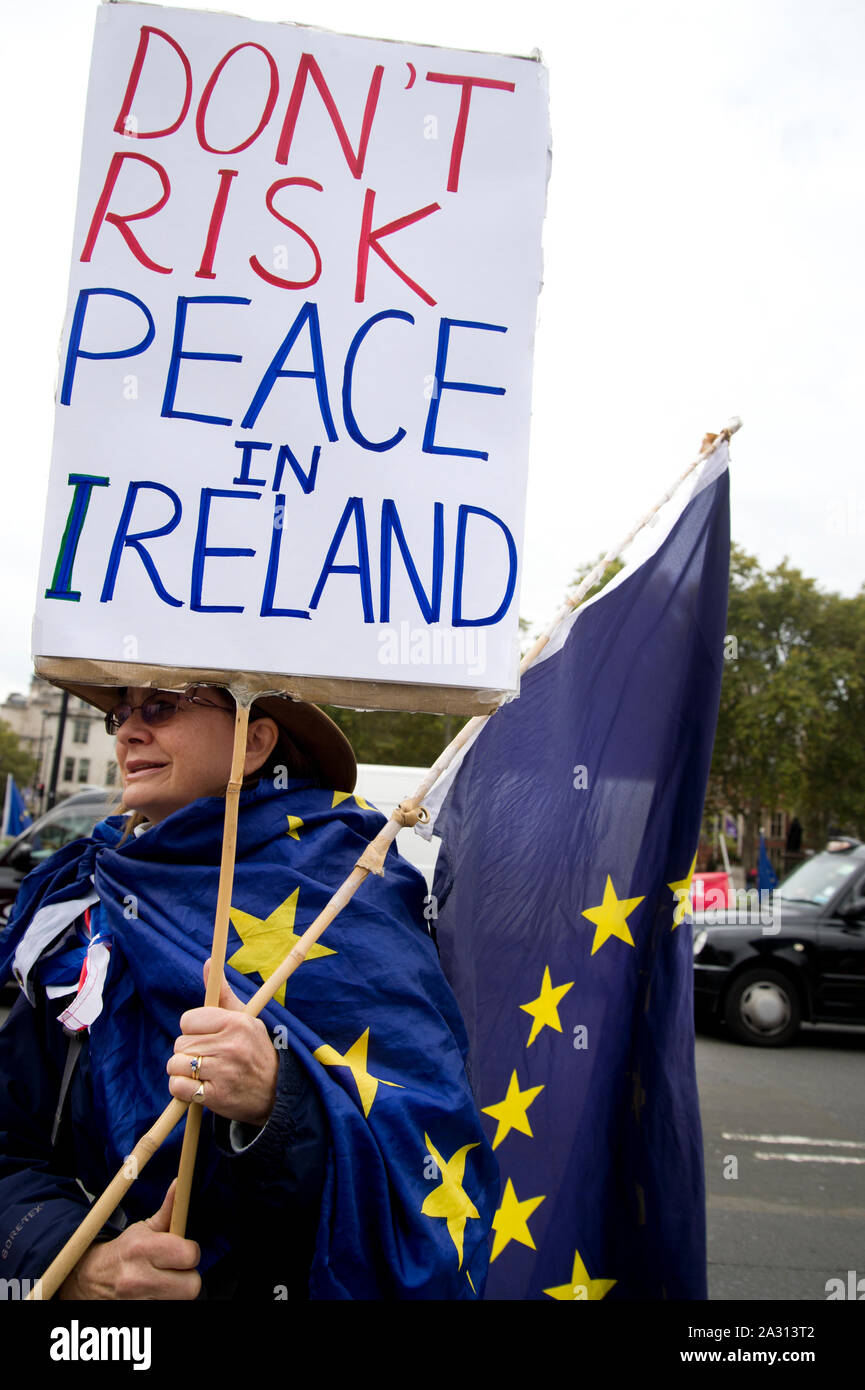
xmin=2 ymin=776 xmax=32 ymax=838
xmin=424 ymin=441 xmax=731 ymax=1300
xmin=758 ymin=833 xmax=779 ymax=894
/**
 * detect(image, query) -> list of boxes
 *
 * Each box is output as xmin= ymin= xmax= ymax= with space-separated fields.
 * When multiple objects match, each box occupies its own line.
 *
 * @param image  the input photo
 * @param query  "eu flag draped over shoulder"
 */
xmin=0 ymin=780 xmax=497 ymax=1299
xmin=426 ymin=441 xmax=731 ymax=1300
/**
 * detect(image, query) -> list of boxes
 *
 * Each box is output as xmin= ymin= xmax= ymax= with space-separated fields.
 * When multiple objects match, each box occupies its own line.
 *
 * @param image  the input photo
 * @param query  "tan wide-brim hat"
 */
xmin=54 ymin=680 xmax=357 ymax=793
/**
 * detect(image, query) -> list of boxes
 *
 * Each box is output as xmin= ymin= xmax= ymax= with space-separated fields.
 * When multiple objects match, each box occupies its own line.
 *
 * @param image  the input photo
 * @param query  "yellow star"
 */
xmin=543 ymin=1248 xmax=616 ymax=1300
xmin=520 ymin=966 xmax=574 ymax=1047
xmin=490 ymin=1177 xmax=545 ymax=1262
xmin=581 ymin=875 xmax=645 ymax=956
xmin=482 ymin=1071 xmax=544 ymax=1149
xmin=286 ymin=815 xmax=304 ymax=840
xmin=313 ymin=1028 xmax=402 ymax=1117
xmin=667 ymin=852 xmax=697 ymax=929
xmin=332 ymin=790 xmax=373 ymax=810
xmin=421 ymin=1133 xmax=480 ymax=1269
xmin=227 ymin=888 xmax=335 ymax=1005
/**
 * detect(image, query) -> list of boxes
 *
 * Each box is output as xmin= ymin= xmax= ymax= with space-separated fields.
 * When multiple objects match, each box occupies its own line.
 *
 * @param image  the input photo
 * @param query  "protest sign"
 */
xmin=33 ymin=2 xmax=549 ymax=712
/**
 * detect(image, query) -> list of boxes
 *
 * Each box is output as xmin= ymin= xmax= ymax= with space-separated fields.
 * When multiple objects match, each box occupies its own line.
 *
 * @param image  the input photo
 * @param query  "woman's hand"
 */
xmin=59 ymin=1183 xmax=200 ymax=1300
xmin=166 ymin=963 xmax=278 ymax=1127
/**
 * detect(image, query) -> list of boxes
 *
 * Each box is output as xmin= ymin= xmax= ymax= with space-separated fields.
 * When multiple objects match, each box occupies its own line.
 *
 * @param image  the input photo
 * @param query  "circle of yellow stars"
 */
xmin=480 ymin=854 xmax=697 ymax=1295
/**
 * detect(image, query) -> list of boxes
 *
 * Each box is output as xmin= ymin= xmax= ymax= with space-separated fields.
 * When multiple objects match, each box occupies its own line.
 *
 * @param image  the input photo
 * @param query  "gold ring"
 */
xmin=190 ymin=1055 xmax=202 ymax=1081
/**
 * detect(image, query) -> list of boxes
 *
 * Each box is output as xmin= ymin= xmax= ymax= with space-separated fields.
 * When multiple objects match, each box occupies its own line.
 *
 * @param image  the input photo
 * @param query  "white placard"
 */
xmin=33 ymin=2 xmax=549 ymax=706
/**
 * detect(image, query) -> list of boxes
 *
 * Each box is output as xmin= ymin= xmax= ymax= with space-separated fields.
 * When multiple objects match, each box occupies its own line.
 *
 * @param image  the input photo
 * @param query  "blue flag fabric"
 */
xmin=0 ymin=779 xmax=498 ymax=1299
xmin=758 ymin=834 xmax=779 ymax=894
xmin=429 ymin=446 xmax=730 ymax=1300
xmin=2 ymin=776 xmax=31 ymax=837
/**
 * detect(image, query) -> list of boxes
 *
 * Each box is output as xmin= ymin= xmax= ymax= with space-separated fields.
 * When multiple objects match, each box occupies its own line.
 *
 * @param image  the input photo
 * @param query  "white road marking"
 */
xmin=722 ymin=1132 xmax=865 ymax=1149
xmin=753 ymin=1152 xmax=865 ymax=1165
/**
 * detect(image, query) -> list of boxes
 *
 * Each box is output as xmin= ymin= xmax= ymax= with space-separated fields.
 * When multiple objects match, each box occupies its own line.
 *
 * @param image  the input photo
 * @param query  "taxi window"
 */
xmin=776 ymin=851 xmax=861 ymax=906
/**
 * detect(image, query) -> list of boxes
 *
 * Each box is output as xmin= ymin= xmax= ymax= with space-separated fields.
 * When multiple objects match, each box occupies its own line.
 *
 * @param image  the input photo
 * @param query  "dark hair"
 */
xmin=244 ymin=715 xmax=321 ymax=789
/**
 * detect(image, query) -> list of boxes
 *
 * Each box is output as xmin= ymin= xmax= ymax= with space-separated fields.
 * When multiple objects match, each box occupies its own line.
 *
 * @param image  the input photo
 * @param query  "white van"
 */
xmin=354 ymin=764 xmax=440 ymax=891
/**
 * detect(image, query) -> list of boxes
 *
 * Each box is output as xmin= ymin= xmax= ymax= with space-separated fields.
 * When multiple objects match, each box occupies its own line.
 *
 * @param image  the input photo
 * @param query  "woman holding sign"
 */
xmin=0 ymin=685 xmax=497 ymax=1299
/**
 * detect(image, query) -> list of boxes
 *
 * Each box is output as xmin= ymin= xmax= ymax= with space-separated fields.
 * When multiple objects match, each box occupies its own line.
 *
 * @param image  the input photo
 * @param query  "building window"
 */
xmin=63 ymin=757 xmax=75 ymax=783
xmin=77 ymin=759 xmax=91 ymax=784
xmin=72 ymin=718 xmax=90 ymax=744
xmin=770 ymin=811 xmax=785 ymax=840
xmin=105 ymin=762 xmax=118 ymax=787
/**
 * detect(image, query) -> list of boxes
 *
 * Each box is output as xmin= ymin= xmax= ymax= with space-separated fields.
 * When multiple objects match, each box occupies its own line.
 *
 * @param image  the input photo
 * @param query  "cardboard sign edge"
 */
xmin=34 ymin=656 xmax=506 ymax=717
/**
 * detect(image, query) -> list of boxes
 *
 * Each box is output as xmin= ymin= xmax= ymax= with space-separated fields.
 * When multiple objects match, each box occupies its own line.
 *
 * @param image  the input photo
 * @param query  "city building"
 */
xmin=0 ymin=678 xmax=118 ymax=813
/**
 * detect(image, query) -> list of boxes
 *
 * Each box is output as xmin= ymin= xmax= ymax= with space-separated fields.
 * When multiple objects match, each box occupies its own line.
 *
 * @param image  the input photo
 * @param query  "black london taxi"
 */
xmin=693 ymin=837 xmax=865 ymax=1045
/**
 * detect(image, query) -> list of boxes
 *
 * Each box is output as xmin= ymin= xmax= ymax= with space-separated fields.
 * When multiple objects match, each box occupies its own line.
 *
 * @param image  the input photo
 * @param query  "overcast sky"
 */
xmin=2 ymin=0 xmax=863 ymax=701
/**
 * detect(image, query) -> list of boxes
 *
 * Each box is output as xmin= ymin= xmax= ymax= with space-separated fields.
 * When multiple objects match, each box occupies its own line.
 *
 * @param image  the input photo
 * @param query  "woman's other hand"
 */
xmin=166 ymin=963 xmax=278 ymax=1127
xmin=58 ymin=1183 xmax=200 ymax=1300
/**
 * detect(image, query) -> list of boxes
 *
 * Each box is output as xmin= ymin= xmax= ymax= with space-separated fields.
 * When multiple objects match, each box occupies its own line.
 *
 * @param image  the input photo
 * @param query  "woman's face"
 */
xmin=113 ymin=687 xmax=278 ymax=824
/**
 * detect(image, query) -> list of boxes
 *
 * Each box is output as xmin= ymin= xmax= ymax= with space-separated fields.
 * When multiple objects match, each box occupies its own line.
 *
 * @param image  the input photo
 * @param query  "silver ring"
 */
xmin=190 ymin=1055 xmax=202 ymax=1082
xmin=192 ymin=1082 xmax=206 ymax=1104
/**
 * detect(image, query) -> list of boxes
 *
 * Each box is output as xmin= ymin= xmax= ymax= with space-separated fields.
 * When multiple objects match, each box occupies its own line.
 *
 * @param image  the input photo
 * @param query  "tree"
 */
xmin=707 ymin=547 xmax=865 ymax=867
xmin=569 ymin=554 xmax=626 ymax=607
xmin=0 ymin=720 xmax=39 ymax=809
xmin=323 ymin=705 xmax=455 ymax=769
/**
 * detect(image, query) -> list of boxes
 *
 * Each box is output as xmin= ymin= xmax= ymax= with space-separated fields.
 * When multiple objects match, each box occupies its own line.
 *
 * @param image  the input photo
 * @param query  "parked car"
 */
xmin=0 ymin=790 xmax=117 ymax=1004
xmin=693 ymin=836 xmax=865 ymax=1045
xmin=0 ymin=789 xmax=118 ymax=921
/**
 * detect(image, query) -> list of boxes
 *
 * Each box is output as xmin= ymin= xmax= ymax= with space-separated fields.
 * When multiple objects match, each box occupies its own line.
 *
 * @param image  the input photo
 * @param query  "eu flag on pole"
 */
xmin=425 ymin=441 xmax=731 ymax=1300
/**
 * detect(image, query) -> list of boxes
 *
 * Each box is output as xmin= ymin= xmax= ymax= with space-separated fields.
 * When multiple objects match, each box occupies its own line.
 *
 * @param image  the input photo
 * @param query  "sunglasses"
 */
xmin=104 ymin=691 xmax=235 ymax=735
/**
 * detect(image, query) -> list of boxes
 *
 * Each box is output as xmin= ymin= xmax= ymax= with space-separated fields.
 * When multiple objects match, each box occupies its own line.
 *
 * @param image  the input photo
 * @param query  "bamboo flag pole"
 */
xmin=27 ymin=420 xmax=739 ymax=1300
xmin=169 ymin=699 xmax=251 ymax=1238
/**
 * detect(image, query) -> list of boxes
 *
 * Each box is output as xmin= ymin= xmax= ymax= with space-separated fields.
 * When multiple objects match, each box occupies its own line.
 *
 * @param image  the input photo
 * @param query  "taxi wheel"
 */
xmin=723 ymin=967 xmax=801 ymax=1046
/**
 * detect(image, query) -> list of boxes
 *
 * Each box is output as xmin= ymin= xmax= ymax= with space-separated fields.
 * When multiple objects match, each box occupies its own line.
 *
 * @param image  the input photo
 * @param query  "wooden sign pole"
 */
xmin=169 ymin=700 xmax=250 ymax=1238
